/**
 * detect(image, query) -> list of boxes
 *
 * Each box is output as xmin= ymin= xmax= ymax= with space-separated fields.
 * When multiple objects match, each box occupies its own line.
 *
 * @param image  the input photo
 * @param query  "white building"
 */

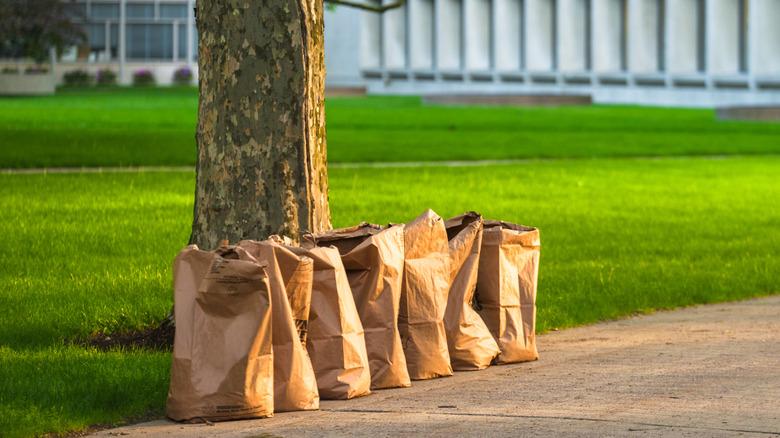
xmin=52 ymin=0 xmax=197 ymax=85
xmin=49 ymin=0 xmax=780 ymax=107
xmin=327 ymin=0 xmax=780 ymax=107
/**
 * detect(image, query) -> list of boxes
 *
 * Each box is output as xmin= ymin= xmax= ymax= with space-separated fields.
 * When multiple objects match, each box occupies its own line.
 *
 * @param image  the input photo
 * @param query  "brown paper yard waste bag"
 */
xmin=167 ymin=245 xmax=274 ymax=421
xmin=237 ymin=240 xmax=319 ymax=412
xmin=400 ymin=209 xmax=454 ymax=380
xmin=278 ymin=239 xmax=372 ymax=399
xmin=475 ymin=221 xmax=541 ymax=364
xmin=304 ymin=223 xmax=411 ymax=390
xmin=444 ymin=213 xmax=501 ymax=370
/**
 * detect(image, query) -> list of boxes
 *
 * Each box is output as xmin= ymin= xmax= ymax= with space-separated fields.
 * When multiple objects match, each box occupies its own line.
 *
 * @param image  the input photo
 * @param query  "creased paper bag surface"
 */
xmin=444 ymin=212 xmax=500 ymax=370
xmin=167 ymin=245 xmax=274 ymax=421
xmin=306 ymin=223 xmax=411 ymax=389
xmin=476 ymin=221 xmax=541 ymax=364
xmin=400 ymin=209 xmax=454 ymax=380
xmin=238 ymin=240 xmax=319 ymax=412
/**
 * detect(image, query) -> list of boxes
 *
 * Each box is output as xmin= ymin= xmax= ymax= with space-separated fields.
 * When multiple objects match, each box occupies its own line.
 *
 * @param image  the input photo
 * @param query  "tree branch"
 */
xmin=324 ymin=0 xmax=405 ymax=13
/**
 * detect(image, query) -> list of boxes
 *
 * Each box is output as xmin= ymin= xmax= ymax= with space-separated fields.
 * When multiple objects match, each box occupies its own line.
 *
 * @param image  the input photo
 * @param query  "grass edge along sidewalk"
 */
xmin=1 ymin=155 xmax=779 ymax=437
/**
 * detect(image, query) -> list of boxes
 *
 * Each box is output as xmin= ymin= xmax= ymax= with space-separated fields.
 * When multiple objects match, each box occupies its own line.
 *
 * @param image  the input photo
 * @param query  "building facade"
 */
xmin=45 ymin=0 xmax=196 ymax=85
xmin=348 ymin=0 xmax=780 ymax=106
xmin=45 ymin=0 xmax=780 ymax=106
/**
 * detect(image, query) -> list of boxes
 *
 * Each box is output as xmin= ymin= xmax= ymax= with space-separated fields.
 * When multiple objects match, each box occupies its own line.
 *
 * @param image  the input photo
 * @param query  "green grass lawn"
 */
xmin=1 ymin=88 xmax=779 ymax=437
xmin=1 ymin=157 xmax=779 ymax=436
xmin=1 ymin=88 xmax=780 ymax=168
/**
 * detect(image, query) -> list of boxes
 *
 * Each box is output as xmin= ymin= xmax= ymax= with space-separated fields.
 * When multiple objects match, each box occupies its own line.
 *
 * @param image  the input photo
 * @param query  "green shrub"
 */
xmin=132 ymin=69 xmax=155 ymax=86
xmin=172 ymin=66 xmax=193 ymax=85
xmin=25 ymin=65 xmax=49 ymax=74
xmin=62 ymin=69 xmax=93 ymax=87
xmin=96 ymin=69 xmax=117 ymax=86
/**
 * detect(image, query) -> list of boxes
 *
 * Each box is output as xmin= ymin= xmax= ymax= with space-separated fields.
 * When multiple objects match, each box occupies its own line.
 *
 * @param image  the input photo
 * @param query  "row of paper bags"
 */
xmin=166 ymin=209 xmax=541 ymax=421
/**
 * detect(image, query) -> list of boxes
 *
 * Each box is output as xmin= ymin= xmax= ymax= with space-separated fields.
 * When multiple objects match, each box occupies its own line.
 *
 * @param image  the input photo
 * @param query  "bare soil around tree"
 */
xmin=94 ymin=295 xmax=780 ymax=437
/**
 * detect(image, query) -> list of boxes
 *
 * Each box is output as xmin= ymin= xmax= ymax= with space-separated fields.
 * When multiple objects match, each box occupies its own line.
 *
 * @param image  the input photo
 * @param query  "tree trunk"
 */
xmin=190 ymin=0 xmax=331 ymax=249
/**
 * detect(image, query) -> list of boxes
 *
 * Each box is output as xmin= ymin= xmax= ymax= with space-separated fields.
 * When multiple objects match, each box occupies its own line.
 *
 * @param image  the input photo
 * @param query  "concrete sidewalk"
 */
xmin=96 ymin=296 xmax=780 ymax=437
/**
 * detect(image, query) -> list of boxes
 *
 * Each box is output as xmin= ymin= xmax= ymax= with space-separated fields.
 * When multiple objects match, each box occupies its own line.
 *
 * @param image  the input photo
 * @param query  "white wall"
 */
xmin=345 ymin=0 xmax=780 ymax=107
xmin=325 ymin=6 xmax=364 ymax=85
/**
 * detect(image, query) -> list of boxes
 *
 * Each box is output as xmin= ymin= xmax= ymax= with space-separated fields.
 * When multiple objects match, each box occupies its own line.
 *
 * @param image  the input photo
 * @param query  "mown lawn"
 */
xmin=1 ymin=157 xmax=779 ymax=437
xmin=1 ymin=88 xmax=779 ymax=437
xmin=2 ymin=88 xmax=780 ymax=168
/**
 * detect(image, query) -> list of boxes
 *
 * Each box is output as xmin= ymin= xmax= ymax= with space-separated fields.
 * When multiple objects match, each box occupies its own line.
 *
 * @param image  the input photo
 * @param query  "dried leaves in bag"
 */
xmin=167 ymin=245 xmax=274 ymax=421
xmin=476 ymin=221 xmax=541 ymax=364
xmin=400 ymin=209 xmax=453 ymax=380
xmin=305 ymin=223 xmax=411 ymax=390
xmin=238 ymin=240 xmax=319 ymax=412
xmin=444 ymin=212 xmax=500 ymax=370
xmin=282 ymin=243 xmax=372 ymax=399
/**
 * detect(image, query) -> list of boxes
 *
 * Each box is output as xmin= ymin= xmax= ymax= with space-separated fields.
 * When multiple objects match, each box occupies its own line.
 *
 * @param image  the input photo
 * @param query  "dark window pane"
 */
xmin=90 ymin=3 xmax=119 ymax=19
xmin=160 ymin=4 xmax=187 ymax=19
xmin=150 ymin=24 xmax=173 ymax=59
xmin=127 ymin=3 xmax=154 ymax=19
xmin=177 ymin=24 xmax=188 ymax=59
xmin=88 ymin=23 xmax=106 ymax=50
xmin=127 ymin=24 xmax=147 ymax=59
xmin=127 ymin=23 xmax=174 ymax=60
xmin=110 ymin=24 xmax=119 ymax=58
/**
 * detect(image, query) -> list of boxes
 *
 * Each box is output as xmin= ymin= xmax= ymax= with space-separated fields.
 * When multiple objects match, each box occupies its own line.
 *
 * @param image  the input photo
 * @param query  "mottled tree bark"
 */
xmin=190 ymin=0 xmax=331 ymax=249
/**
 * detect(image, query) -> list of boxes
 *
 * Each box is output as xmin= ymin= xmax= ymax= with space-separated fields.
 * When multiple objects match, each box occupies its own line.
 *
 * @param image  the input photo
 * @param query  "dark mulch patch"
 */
xmin=83 ymin=317 xmax=174 ymax=351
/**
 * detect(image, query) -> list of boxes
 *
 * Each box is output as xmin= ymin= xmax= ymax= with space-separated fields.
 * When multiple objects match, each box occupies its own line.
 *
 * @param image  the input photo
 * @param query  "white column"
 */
xmin=749 ymin=0 xmax=780 ymax=76
xmin=437 ymin=0 xmax=463 ymax=70
xmin=186 ymin=0 xmax=194 ymax=66
xmin=383 ymin=0 xmax=407 ymax=69
xmin=494 ymin=0 xmax=522 ymax=71
xmin=526 ymin=0 xmax=555 ymax=71
xmin=558 ymin=0 xmax=588 ymax=72
xmin=628 ymin=0 xmax=661 ymax=73
xmin=592 ymin=0 xmax=624 ymax=72
xmin=172 ymin=21 xmax=179 ymax=63
xmin=104 ymin=21 xmax=111 ymax=61
xmin=666 ymin=0 xmax=700 ymax=74
xmin=410 ymin=0 xmax=435 ymax=70
xmin=464 ymin=0 xmax=491 ymax=71
xmin=706 ymin=0 xmax=738 ymax=75
xmin=119 ymin=0 xmax=126 ymax=83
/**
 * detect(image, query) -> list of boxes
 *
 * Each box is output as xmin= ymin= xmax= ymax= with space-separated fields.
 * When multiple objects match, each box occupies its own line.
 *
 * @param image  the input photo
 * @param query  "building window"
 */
xmin=86 ymin=22 xmax=118 ymax=60
xmin=127 ymin=23 xmax=173 ymax=60
xmin=90 ymin=3 xmax=119 ymax=19
xmin=127 ymin=3 xmax=155 ymax=19
xmin=161 ymin=4 xmax=188 ymax=19
xmin=177 ymin=24 xmax=188 ymax=59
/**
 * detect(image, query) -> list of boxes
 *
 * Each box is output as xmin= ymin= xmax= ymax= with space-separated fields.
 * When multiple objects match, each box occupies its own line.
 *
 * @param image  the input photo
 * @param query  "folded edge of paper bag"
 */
xmin=400 ymin=209 xmax=454 ymax=380
xmin=308 ymin=224 xmax=412 ymax=389
xmin=476 ymin=220 xmax=541 ymax=364
xmin=444 ymin=212 xmax=500 ymax=370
